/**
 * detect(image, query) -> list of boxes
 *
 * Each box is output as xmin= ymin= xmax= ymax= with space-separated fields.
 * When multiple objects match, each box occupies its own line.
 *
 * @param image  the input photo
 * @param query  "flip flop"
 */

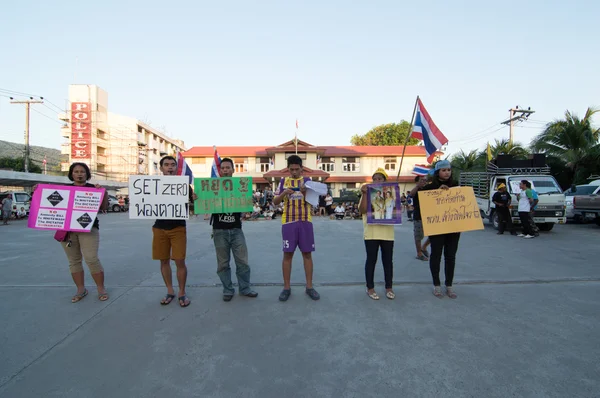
xmin=386 ymin=291 xmax=396 ymax=300
xmin=178 ymin=296 xmax=191 ymax=307
xmin=98 ymin=292 xmax=109 ymax=301
xmin=160 ymin=294 xmax=175 ymax=305
xmin=71 ymin=289 xmax=88 ymax=303
xmin=366 ymin=289 xmax=380 ymax=300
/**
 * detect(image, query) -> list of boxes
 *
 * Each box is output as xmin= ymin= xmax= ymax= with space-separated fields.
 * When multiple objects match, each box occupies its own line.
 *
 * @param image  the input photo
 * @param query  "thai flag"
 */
xmin=211 ymin=147 xmax=221 ymax=178
xmin=412 ymin=164 xmax=431 ymax=176
xmin=411 ymin=98 xmax=449 ymax=163
xmin=176 ymin=152 xmax=194 ymax=184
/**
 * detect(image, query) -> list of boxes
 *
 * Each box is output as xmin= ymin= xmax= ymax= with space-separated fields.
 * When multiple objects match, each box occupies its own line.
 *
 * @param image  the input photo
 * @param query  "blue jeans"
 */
xmin=213 ymin=228 xmax=252 ymax=295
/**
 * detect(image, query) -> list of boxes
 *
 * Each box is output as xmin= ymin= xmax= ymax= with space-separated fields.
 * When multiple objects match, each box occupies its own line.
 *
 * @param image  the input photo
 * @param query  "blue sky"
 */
xmin=1 ymin=0 xmax=598 ymax=157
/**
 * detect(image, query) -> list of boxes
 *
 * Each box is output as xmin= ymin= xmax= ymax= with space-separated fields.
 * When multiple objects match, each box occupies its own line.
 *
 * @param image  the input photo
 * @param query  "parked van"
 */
xmin=0 ymin=191 xmax=32 ymax=217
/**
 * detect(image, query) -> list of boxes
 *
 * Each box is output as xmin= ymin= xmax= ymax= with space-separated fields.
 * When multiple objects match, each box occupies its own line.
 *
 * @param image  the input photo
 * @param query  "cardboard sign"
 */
xmin=129 ymin=175 xmax=189 ymax=219
xmin=194 ymin=177 xmax=253 ymax=214
xmin=366 ymin=183 xmax=402 ymax=224
xmin=28 ymin=184 xmax=104 ymax=232
xmin=418 ymin=186 xmax=484 ymax=236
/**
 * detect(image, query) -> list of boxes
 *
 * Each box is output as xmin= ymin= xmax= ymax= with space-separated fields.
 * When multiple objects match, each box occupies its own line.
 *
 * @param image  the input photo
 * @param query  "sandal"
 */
xmin=366 ymin=289 xmax=380 ymax=300
xmin=98 ymin=291 xmax=109 ymax=301
xmin=71 ymin=289 xmax=88 ymax=303
xmin=160 ymin=294 xmax=175 ymax=305
xmin=416 ymin=254 xmax=428 ymax=261
xmin=386 ymin=290 xmax=395 ymax=300
xmin=446 ymin=287 xmax=457 ymax=299
xmin=422 ymin=249 xmax=429 ymax=257
xmin=433 ymin=286 xmax=443 ymax=298
xmin=178 ymin=295 xmax=191 ymax=307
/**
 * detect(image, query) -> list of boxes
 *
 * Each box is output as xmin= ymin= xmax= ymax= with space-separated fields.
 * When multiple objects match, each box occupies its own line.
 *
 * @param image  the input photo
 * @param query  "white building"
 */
xmin=58 ymin=84 xmax=185 ymax=182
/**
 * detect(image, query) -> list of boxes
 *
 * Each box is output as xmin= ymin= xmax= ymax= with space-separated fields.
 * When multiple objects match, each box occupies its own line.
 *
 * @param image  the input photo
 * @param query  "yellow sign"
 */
xmin=418 ymin=186 xmax=484 ymax=236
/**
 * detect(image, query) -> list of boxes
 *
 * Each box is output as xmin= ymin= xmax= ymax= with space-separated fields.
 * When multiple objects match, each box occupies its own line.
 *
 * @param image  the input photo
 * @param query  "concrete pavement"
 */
xmin=0 ymin=215 xmax=599 ymax=397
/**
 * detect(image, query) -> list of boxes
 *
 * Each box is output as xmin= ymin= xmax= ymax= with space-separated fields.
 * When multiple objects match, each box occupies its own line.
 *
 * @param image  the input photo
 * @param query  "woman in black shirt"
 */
xmin=420 ymin=160 xmax=460 ymax=299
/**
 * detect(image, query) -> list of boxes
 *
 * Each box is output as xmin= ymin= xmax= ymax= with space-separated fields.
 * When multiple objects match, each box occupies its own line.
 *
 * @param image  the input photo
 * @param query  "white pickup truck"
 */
xmin=460 ymin=167 xmax=566 ymax=231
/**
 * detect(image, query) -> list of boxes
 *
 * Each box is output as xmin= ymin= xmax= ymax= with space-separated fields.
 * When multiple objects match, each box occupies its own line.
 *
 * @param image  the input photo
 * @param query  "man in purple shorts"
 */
xmin=273 ymin=155 xmax=320 ymax=301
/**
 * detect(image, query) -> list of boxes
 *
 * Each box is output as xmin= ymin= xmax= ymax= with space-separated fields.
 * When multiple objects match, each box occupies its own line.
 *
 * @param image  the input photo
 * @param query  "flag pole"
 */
xmin=396 ymin=96 xmax=420 ymax=182
xmin=295 ymin=119 xmax=298 ymax=155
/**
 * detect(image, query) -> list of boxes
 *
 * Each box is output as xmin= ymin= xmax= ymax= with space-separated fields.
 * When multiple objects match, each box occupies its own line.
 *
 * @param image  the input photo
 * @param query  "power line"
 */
xmin=29 ymin=106 xmax=64 ymax=125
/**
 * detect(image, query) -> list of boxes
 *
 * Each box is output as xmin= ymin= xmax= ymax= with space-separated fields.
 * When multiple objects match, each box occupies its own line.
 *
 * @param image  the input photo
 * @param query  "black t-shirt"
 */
xmin=412 ymin=191 xmax=422 ymax=221
xmin=492 ymin=191 xmax=511 ymax=206
xmin=153 ymin=219 xmax=186 ymax=230
xmin=212 ymin=213 xmax=242 ymax=229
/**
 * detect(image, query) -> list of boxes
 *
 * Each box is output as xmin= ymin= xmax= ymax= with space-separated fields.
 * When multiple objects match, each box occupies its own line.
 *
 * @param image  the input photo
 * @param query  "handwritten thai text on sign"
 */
xmin=418 ymin=186 xmax=484 ymax=236
xmin=194 ymin=177 xmax=253 ymax=214
xmin=129 ymin=175 xmax=189 ymax=219
xmin=28 ymin=184 xmax=104 ymax=232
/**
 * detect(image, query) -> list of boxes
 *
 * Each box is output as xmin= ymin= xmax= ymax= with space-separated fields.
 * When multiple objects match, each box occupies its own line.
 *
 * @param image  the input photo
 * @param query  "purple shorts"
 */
xmin=282 ymin=221 xmax=315 ymax=253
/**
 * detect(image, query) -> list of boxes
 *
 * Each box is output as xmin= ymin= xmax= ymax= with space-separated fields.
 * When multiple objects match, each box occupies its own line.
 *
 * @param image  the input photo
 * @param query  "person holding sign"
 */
xmin=211 ymin=158 xmax=258 ymax=302
xmin=420 ymin=160 xmax=461 ymax=299
xmin=273 ymin=155 xmax=320 ymax=302
xmin=359 ymin=168 xmax=395 ymax=300
xmin=153 ymin=156 xmax=196 ymax=307
xmin=33 ymin=162 xmax=109 ymax=303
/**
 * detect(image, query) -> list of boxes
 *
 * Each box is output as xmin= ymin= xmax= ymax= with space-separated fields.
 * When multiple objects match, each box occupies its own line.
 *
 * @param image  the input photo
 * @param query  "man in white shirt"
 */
xmin=334 ymin=204 xmax=345 ymax=220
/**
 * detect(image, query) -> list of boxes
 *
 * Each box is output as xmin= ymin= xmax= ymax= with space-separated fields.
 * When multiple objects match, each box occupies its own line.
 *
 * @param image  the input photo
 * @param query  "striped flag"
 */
xmin=412 ymin=164 xmax=431 ymax=176
xmin=176 ymin=152 xmax=194 ymax=184
xmin=211 ymin=147 xmax=221 ymax=178
xmin=411 ymin=98 xmax=449 ymax=163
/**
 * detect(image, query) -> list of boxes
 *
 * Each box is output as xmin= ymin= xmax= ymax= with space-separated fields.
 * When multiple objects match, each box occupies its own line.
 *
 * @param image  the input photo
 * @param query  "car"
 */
xmin=564 ymin=184 xmax=599 ymax=222
xmin=0 ymin=191 xmax=32 ymax=219
xmin=108 ymin=195 xmax=124 ymax=212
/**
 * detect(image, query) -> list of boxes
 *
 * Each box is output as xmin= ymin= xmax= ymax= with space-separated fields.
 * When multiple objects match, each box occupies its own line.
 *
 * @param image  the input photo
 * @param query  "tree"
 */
xmin=486 ymin=138 xmax=530 ymax=159
xmin=451 ymin=149 xmax=481 ymax=172
xmin=0 ymin=156 xmax=42 ymax=173
xmin=351 ymin=121 xmax=419 ymax=146
xmin=530 ymin=107 xmax=600 ymax=184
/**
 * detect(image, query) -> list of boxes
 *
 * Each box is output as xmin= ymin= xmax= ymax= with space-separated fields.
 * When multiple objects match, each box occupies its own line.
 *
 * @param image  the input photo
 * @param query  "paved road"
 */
xmin=0 ymin=215 xmax=599 ymax=397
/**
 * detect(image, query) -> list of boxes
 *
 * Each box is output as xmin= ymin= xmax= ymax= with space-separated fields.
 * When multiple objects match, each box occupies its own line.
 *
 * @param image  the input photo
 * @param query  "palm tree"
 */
xmin=450 ymin=149 xmax=480 ymax=172
xmin=488 ymin=138 xmax=529 ymax=159
xmin=530 ymin=107 xmax=600 ymax=183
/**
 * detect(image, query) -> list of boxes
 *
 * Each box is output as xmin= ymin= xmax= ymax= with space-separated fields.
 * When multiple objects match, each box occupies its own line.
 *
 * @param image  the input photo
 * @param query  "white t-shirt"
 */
xmin=334 ymin=206 xmax=345 ymax=214
xmin=518 ymin=191 xmax=531 ymax=212
xmin=325 ymin=196 xmax=333 ymax=206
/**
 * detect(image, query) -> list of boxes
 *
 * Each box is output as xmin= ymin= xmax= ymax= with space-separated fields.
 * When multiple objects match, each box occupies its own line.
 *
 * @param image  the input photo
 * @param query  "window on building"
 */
xmin=342 ymin=157 xmax=360 ymax=172
xmin=384 ymin=157 xmax=397 ymax=171
xmin=233 ymin=157 xmax=249 ymax=173
xmin=192 ymin=158 xmax=205 ymax=164
xmin=255 ymin=157 xmax=271 ymax=173
xmin=319 ymin=157 xmax=335 ymax=172
xmin=285 ymin=152 xmax=307 ymax=160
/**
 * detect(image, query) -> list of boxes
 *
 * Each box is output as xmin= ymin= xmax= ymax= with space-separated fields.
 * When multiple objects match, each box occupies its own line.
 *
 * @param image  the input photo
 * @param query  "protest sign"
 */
xmin=194 ymin=177 xmax=253 ymax=214
xmin=418 ymin=186 xmax=484 ymax=236
xmin=129 ymin=175 xmax=189 ymax=219
xmin=28 ymin=184 xmax=105 ymax=232
xmin=366 ymin=183 xmax=402 ymax=224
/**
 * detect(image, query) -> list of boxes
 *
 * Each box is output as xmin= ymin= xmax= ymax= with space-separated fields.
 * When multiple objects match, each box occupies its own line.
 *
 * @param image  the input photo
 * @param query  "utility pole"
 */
xmin=10 ymin=97 xmax=44 ymax=172
xmin=501 ymin=106 xmax=535 ymax=145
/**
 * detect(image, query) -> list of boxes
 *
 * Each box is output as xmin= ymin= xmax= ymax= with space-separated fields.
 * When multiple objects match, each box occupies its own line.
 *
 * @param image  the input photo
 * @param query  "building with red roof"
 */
xmin=182 ymin=139 xmax=440 ymax=195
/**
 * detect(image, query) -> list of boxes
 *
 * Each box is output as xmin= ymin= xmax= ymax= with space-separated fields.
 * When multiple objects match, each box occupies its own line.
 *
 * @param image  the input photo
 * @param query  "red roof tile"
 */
xmin=183 ymin=145 xmax=432 ymax=157
xmin=182 ymin=146 xmax=269 ymax=157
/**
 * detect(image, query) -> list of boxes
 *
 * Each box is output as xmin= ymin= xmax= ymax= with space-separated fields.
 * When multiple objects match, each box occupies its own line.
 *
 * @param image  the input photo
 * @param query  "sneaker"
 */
xmin=305 ymin=288 xmax=320 ymax=301
xmin=524 ymin=235 xmax=534 ymax=239
xmin=433 ymin=286 xmax=443 ymax=298
xmin=279 ymin=289 xmax=291 ymax=302
xmin=517 ymin=234 xmax=525 ymax=237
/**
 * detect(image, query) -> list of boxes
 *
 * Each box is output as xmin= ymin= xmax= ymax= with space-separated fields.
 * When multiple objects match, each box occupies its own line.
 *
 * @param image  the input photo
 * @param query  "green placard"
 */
xmin=194 ymin=177 xmax=254 ymax=214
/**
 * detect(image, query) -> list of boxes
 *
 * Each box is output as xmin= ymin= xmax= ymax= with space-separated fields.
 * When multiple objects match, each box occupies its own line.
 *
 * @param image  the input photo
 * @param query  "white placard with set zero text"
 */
xmin=128 ymin=175 xmax=190 ymax=220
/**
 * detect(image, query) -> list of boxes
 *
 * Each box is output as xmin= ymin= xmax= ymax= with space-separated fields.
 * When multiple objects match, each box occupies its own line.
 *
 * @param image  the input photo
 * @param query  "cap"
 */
xmin=435 ymin=160 xmax=451 ymax=171
xmin=372 ymin=167 xmax=388 ymax=180
xmin=497 ymin=183 xmax=506 ymax=189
